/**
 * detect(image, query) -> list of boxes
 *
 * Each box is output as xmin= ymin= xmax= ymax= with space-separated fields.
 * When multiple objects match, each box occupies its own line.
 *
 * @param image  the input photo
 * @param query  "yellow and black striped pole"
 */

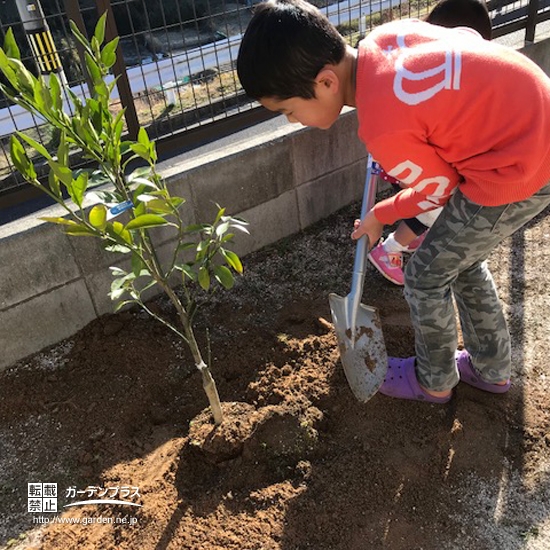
xmin=15 ymin=0 xmax=66 ymax=83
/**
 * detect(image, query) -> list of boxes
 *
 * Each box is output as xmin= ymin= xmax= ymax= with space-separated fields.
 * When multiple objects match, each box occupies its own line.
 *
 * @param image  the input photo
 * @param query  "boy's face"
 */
xmin=260 ymin=84 xmax=343 ymax=130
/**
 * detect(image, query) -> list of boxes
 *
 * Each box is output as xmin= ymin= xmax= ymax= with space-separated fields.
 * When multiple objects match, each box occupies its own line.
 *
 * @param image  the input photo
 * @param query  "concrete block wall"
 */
xmin=0 ymin=110 xmax=367 ymax=370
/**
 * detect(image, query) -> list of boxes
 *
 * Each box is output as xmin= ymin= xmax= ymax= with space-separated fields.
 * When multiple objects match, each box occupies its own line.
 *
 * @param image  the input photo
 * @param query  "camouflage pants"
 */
xmin=404 ymin=181 xmax=550 ymax=392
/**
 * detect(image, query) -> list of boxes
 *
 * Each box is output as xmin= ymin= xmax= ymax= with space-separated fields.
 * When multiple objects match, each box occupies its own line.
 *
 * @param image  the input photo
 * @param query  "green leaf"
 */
xmin=136 ymin=127 xmax=157 ymax=162
xmin=56 ymin=130 xmax=69 ymax=166
xmin=230 ymin=218 xmax=250 ymax=234
xmin=220 ymin=233 xmax=235 ymax=243
xmin=64 ymin=224 xmax=97 ymax=237
xmin=104 ymin=243 xmax=132 ymax=254
xmin=137 ymin=127 xmax=150 ymax=148
xmin=47 ymin=170 xmax=61 ymax=199
xmin=176 ymin=263 xmax=196 ymax=281
xmin=129 ymin=142 xmax=150 ymax=161
xmin=9 ymin=59 xmax=36 ymax=94
xmin=84 ymin=98 xmax=103 ymax=135
xmin=213 ymin=206 xmax=226 ymax=225
xmin=134 ymin=201 xmax=146 ymax=217
xmin=0 ymin=52 xmax=19 ymax=92
xmin=50 ymin=162 xmax=73 ymax=188
xmin=106 ymin=221 xmax=133 ymax=245
xmin=101 ymin=37 xmax=119 ymax=69
xmin=112 ymin=109 xmax=125 ymax=143
xmin=213 ymin=265 xmax=235 ymax=289
xmin=85 ymin=51 xmax=102 ymax=84
xmin=198 ymin=266 xmax=210 ymax=291
xmin=131 ymin=252 xmax=145 ymax=277
xmin=195 ymin=240 xmax=208 ymax=261
xmin=40 ymin=216 xmax=76 ymax=226
xmin=67 ymin=171 xmax=88 ymax=208
xmin=215 ymin=221 xmax=230 ymax=237
xmin=125 ymin=214 xmax=167 ymax=231
xmin=69 ymin=20 xmax=92 ymax=51
xmin=135 ymin=194 xmax=156 ymax=203
xmin=109 ymin=286 xmax=126 ymax=301
xmin=0 ymin=82 xmax=16 ymax=104
xmin=48 ymin=72 xmax=62 ymax=111
xmin=170 ymin=197 xmax=185 ymax=210
xmin=113 ymin=221 xmax=132 ymax=244
xmin=89 ymin=204 xmax=107 ymax=229
xmin=221 ymin=249 xmax=243 ymax=274
xmin=184 ymin=223 xmax=207 ymax=234
xmin=33 ymin=78 xmax=52 ymax=114
xmin=43 ymin=218 xmax=96 ymax=237
xmin=10 ymin=135 xmax=36 ymax=180
xmin=94 ymin=12 xmax=107 ymax=46
xmin=16 ymin=131 xmax=52 ymax=162
xmin=178 ymin=242 xmax=196 ymax=252
xmin=88 ymin=187 xmax=118 ymax=204
xmin=67 ymin=88 xmax=83 ymax=113
xmin=127 ymin=166 xmax=152 ymax=180
xmin=146 ymin=198 xmax=172 ymax=214
xmin=127 ymin=177 xmax=158 ymax=191
xmin=113 ymin=300 xmax=135 ymax=312
xmin=91 ymin=35 xmax=100 ymax=57
xmin=109 ymin=266 xmax=127 ymax=277
xmin=3 ymin=28 xmax=21 ymax=60
xmin=149 ymin=142 xmax=157 ymax=163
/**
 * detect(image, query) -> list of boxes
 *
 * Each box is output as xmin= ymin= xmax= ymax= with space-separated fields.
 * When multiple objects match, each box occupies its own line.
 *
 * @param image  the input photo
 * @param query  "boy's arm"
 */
xmin=369 ymin=133 xmax=461 ymax=225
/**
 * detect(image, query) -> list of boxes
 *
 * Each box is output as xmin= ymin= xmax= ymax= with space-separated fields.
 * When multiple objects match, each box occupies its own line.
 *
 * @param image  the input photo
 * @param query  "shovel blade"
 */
xmin=329 ymin=292 xmax=387 ymax=402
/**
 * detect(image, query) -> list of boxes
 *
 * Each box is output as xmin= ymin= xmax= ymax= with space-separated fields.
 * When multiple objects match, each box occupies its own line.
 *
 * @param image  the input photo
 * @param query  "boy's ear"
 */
xmin=315 ymin=68 xmax=340 ymax=94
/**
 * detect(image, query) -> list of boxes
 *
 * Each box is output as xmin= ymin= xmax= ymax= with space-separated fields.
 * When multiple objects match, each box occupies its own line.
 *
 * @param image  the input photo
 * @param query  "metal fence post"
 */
xmin=93 ymin=0 xmax=140 ymax=140
xmin=15 ymin=0 xmax=68 ymax=85
xmin=525 ymin=0 xmax=539 ymax=44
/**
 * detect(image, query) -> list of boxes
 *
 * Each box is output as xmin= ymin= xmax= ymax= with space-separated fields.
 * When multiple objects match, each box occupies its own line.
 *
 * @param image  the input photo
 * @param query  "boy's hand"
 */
xmin=351 ymin=210 xmax=384 ymax=247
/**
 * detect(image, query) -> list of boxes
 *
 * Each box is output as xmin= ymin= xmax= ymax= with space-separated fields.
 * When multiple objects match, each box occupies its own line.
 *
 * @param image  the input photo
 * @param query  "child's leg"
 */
xmin=397 ymin=218 xmax=429 ymax=251
xmin=391 ymin=220 xmax=421 ymax=247
xmin=402 ymin=218 xmax=427 ymax=238
xmin=452 ymin=261 xmax=510 ymax=383
xmin=404 ymin=182 xmax=550 ymax=392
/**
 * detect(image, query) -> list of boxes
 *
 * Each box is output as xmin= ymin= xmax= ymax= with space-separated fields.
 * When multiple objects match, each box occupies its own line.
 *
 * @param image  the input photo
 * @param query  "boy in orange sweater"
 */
xmin=237 ymin=0 xmax=550 ymax=403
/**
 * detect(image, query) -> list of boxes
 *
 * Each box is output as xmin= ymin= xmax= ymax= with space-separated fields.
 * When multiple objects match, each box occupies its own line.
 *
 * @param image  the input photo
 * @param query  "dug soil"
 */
xmin=1 ymin=200 xmax=550 ymax=550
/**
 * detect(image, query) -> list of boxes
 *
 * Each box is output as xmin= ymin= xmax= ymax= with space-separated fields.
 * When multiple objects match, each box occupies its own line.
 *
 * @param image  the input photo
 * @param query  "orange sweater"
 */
xmin=356 ymin=20 xmax=550 ymax=225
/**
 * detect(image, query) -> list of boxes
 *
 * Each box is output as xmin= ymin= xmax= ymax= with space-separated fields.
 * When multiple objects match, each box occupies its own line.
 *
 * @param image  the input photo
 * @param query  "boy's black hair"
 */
xmin=236 ymin=0 xmax=347 ymax=100
xmin=426 ymin=0 xmax=492 ymax=40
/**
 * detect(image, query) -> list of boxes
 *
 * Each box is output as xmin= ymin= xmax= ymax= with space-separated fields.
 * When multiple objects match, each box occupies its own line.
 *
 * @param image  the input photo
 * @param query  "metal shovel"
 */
xmin=329 ymin=155 xmax=387 ymax=402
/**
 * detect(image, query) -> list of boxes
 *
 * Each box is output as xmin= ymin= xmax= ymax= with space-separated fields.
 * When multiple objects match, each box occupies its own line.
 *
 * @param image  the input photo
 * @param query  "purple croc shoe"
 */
xmin=379 ymin=357 xmax=452 ymax=404
xmin=456 ymin=350 xmax=511 ymax=393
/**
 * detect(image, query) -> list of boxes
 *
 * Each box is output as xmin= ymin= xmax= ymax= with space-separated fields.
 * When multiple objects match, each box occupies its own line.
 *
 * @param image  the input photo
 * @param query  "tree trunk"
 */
xmin=164 ymin=284 xmax=224 ymax=425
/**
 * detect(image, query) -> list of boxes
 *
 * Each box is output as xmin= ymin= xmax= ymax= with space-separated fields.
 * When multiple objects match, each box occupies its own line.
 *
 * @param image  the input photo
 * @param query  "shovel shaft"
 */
xmin=349 ymin=155 xmax=379 ymax=310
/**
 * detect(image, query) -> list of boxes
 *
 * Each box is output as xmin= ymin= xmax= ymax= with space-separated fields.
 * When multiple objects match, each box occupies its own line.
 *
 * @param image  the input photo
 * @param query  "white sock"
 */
xmin=383 ymin=232 xmax=408 ymax=253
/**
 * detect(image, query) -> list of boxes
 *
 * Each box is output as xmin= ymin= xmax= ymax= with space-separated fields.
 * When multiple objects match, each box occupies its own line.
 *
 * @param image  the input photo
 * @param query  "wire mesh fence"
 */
xmin=0 ymin=0 xmax=548 ymax=215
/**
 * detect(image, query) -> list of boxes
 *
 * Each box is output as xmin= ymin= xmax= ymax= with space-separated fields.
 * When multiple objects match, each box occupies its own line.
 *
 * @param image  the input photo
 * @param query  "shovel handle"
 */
xmin=350 ymin=154 xmax=379 ymax=295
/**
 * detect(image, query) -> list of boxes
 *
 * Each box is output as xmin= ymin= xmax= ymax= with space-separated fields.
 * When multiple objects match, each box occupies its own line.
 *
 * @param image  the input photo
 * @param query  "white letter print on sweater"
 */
xmin=393 ymin=33 xmax=462 ymax=105
xmin=387 ymin=160 xmax=454 ymax=210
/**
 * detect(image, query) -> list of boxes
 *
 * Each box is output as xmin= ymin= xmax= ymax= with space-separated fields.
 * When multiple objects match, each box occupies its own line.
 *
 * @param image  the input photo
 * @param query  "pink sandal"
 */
xmin=456 ymin=350 xmax=511 ymax=393
xmin=379 ymin=357 xmax=452 ymax=404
